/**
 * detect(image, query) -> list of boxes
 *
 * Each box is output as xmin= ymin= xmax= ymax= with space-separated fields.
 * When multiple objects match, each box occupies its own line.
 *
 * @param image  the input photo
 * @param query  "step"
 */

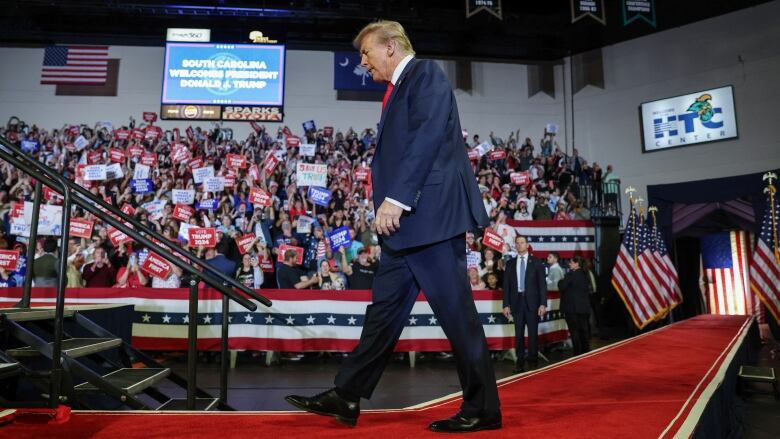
xmin=7 ymin=338 xmax=122 ymax=358
xmin=74 ymin=368 xmax=170 ymax=395
xmin=157 ymin=397 xmax=220 ymax=411
xmin=0 ymin=308 xmax=76 ymax=322
xmin=739 ymin=365 xmax=776 ymax=383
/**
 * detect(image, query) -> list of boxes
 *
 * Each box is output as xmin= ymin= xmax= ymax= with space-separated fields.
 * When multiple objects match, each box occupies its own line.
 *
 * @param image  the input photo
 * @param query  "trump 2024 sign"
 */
xmin=640 ymin=85 xmax=738 ymax=153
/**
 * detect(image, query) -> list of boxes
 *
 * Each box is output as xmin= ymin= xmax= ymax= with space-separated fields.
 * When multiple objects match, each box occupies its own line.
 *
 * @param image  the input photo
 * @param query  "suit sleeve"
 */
xmin=385 ymin=64 xmax=450 ymax=208
xmin=537 ymin=261 xmax=548 ymax=307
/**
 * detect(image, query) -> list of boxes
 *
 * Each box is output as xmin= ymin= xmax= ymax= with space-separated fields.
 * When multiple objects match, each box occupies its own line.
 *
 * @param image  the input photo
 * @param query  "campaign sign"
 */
xmin=510 ymin=171 xmax=530 ymax=186
xmin=296 ymin=215 xmax=314 ymax=234
xmin=196 ymin=198 xmax=218 ymax=211
xmin=226 ymin=153 xmax=248 ymax=169
xmin=21 ymin=140 xmax=39 ymax=153
xmin=108 ymin=226 xmax=133 ymax=247
xmin=188 ymin=157 xmax=204 ymax=170
xmin=476 ymin=141 xmax=492 ymax=157
xmin=248 ymin=164 xmax=260 ymax=181
xmin=10 ymin=203 xmax=24 ymax=220
xmin=259 ymin=256 xmax=275 ymax=272
xmin=68 ymin=125 xmax=81 ymax=136
xmin=127 ymin=145 xmax=144 ymax=158
xmin=302 ymin=120 xmax=316 ymax=132
xmin=235 ymin=233 xmax=256 ymax=255
xmin=74 ymin=135 xmax=89 ymax=151
xmin=140 ymin=152 xmax=157 ymax=167
xmin=131 ymin=128 xmax=145 ymax=140
xmin=248 ymin=187 xmax=273 ymax=207
xmin=467 ymin=149 xmax=480 ymax=161
xmin=285 ymin=136 xmax=301 ymax=148
xmin=87 ymin=150 xmax=103 ymax=165
xmin=188 ymin=227 xmax=217 ymax=248
xmin=546 ymin=123 xmax=558 ymax=134
xmin=143 ymin=111 xmax=158 ymax=122
xmin=142 ymin=200 xmax=166 ymax=221
xmin=69 ymin=218 xmax=94 ymax=239
xmin=224 ymin=176 xmax=236 ymax=189
xmin=354 ymin=167 xmax=370 ymax=182
xmin=277 ymin=244 xmax=304 ymax=265
xmin=482 ymin=228 xmax=505 ymax=253
xmin=23 ymin=203 xmax=63 ymax=236
xmin=172 ymin=204 xmax=195 ymax=222
xmin=133 ymin=163 xmax=150 ymax=180
xmin=263 ymin=154 xmax=280 ymax=175
xmin=105 ymin=163 xmax=124 ymax=180
xmin=83 ymin=165 xmax=106 ymax=181
xmin=192 ymin=165 xmax=215 ymax=184
xmin=140 ymin=251 xmax=172 ymax=280
xmin=328 ymin=226 xmax=352 ymax=252
xmin=307 ymin=186 xmax=331 ymax=207
xmin=488 ymin=150 xmax=507 ymax=161
xmin=43 ymin=186 xmax=63 ymax=203
xmin=120 ymin=203 xmax=136 ymax=216
xmin=203 ymin=176 xmax=225 ymax=192
xmin=109 ymin=148 xmax=126 ymax=163
xmin=172 ymin=189 xmax=195 ymax=205
xmin=466 ymin=250 xmax=482 ymax=269
xmin=299 ymin=143 xmax=316 ymax=157
xmin=0 ymin=250 xmax=20 ymax=271
xmin=296 ymin=163 xmax=327 ymax=187
xmin=323 ymin=126 xmax=334 ymax=137
xmin=114 ymin=129 xmax=130 ymax=140
xmin=130 ymin=179 xmax=154 ymax=194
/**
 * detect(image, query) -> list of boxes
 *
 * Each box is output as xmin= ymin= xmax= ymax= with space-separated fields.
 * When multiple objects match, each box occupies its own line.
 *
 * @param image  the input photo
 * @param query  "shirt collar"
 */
xmin=391 ymin=54 xmax=414 ymax=85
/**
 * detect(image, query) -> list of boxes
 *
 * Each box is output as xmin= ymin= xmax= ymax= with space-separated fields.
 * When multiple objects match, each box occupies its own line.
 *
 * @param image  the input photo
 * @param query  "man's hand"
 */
xmin=373 ymin=200 xmax=403 ymax=236
xmin=502 ymin=306 xmax=511 ymax=320
xmin=537 ymin=305 xmax=546 ymax=317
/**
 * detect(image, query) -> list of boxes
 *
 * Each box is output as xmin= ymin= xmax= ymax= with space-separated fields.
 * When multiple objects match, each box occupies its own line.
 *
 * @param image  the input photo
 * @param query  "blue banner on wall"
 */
xmin=333 ymin=51 xmax=385 ymax=92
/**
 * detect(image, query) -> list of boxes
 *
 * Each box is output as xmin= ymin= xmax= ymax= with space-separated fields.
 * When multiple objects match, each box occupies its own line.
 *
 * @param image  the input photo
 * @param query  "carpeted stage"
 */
xmin=3 ymin=314 xmax=754 ymax=438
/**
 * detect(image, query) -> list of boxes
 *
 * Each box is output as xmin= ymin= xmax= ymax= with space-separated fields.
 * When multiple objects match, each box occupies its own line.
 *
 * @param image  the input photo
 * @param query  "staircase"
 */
xmin=0 ymin=135 xmax=271 ymax=411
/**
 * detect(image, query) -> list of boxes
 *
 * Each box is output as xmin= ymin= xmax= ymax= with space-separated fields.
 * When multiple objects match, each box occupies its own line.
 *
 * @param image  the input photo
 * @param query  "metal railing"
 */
xmin=0 ymin=135 xmax=271 ymax=409
xmin=577 ymin=180 xmax=622 ymax=221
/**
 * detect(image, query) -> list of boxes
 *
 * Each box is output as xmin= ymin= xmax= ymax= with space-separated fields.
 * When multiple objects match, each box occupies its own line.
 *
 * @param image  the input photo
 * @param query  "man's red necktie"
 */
xmin=381 ymin=82 xmax=394 ymax=113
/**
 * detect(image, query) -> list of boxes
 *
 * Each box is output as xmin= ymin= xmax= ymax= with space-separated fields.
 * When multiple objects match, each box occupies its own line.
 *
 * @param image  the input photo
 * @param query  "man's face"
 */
xmin=360 ymin=34 xmax=392 ymax=83
xmin=515 ymin=237 xmax=529 ymax=254
xmin=546 ymin=254 xmax=557 ymax=265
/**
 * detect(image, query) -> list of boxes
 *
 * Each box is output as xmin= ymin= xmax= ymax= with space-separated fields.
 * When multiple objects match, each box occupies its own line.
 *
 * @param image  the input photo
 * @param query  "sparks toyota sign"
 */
xmin=640 ymin=85 xmax=738 ymax=153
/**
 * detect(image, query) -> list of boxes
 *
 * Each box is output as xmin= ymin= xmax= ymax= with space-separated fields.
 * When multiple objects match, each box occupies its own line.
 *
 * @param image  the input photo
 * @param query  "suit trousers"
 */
xmin=512 ymin=299 xmax=540 ymax=364
xmin=334 ymin=235 xmax=500 ymax=418
xmin=565 ymin=313 xmax=591 ymax=355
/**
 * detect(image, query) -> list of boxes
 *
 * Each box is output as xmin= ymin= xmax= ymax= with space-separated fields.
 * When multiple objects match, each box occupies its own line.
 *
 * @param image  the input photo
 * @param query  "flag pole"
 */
xmin=763 ymin=172 xmax=779 ymax=263
xmin=625 ymin=186 xmax=637 ymax=267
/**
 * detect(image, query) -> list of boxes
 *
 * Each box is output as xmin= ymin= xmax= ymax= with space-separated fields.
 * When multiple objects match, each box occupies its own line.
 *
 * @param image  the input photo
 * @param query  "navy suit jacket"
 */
xmin=371 ymin=58 xmax=489 ymax=250
xmin=502 ymin=255 xmax=548 ymax=312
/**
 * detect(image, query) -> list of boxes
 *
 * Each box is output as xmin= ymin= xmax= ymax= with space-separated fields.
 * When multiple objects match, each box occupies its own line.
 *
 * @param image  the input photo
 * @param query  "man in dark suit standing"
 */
xmin=558 ymin=256 xmax=592 ymax=355
xmin=285 ymin=20 xmax=500 ymax=433
xmin=502 ymin=235 xmax=547 ymax=372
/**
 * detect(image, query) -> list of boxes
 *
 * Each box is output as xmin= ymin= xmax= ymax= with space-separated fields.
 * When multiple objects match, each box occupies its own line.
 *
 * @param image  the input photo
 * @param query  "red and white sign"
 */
xmin=259 ymin=255 xmax=274 ymax=272
xmin=131 ymin=128 xmax=145 ymax=141
xmin=127 ymin=144 xmax=144 ymax=158
xmin=114 ymin=129 xmax=130 ymax=141
xmin=236 ymin=233 xmax=256 ymax=255
xmin=172 ymin=204 xmax=195 ymax=222
xmin=140 ymin=152 xmax=157 ymax=167
xmin=248 ymin=164 xmax=260 ymax=181
xmin=489 ymin=150 xmax=507 ymax=161
xmin=144 ymin=126 xmax=162 ymax=141
xmin=188 ymin=157 xmax=204 ymax=170
xmin=250 ymin=121 xmax=262 ymax=133
xmin=224 ymin=176 xmax=236 ymax=189
xmin=140 ymin=251 xmax=173 ymax=280
xmin=285 ymin=136 xmax=301 ymax=148
xmin=467 ymin=149 xmax=480 ymax=161
xmin=120 ymin=203 xmax=136 ymax=217
xmin=10 ymin=203 xmax=24 ymax=220
xmin=69 ymin=218 xmax=94 ymax=239
xmin=142 ymin=111 xmax=158 ymax=123
xmin=482 ymin=228 xmax=506 ymax=253
xmin=109 ymin=148 xmax=125 ymax=163
xmin=354 ymin=167 xmax=371 ymax=182
xmin=226 ymin=153 xmax=247 ymax=169
xmin=323 ymin=126 xmax=334 ymax=137
xmin=0 ymin=250 xmax=20 ymax=271
xmin=68 ymin=125 xmax=80 ymax=136
xmin=87 ymin=150 xmax=102 ymax=165
xmin=188 ymin=227 xmax=217 ymax=248
xmin=186 ymin=126 xmax=194 ymax=140
xmin=43 ymin=186 xmax=63 ymax=203
xmin=248 ymin=187 xmax=273 ymax=207
xmin=510 ymin=171 xmax=530 ymax=186
xmin=278 ymin=244 xmax=304 ymax=265
xmin=108 ymin=226 xmax=133 ymax=246
xmin=171 ymin=144 xmax=189 ymax=164
xmin=263 ymin=154 xmax=280 ymax=175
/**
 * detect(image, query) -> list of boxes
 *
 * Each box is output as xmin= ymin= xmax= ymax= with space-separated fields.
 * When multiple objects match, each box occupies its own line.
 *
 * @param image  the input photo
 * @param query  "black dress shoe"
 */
xmin=284 ymin=388 xmax=359 ymax=427
xmin=428 ymin=414 xmax=502 ymax=433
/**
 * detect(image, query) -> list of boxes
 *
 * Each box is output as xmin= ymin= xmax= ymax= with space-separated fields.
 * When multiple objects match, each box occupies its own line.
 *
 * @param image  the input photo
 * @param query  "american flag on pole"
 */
xmin=701 ymin=231 xmax=756 ymax=316
xmin=40 ymin=45 xmax=109 ymax=85
xmin=647 ymin=214 xmax=683 ymax=308
xmin=749 ymin=184 xmax=780 ymax=323
xmin=611 ymin=205 xmax=670 ymax=329
xmin=507 ymin=220 xmax=595 ymax=258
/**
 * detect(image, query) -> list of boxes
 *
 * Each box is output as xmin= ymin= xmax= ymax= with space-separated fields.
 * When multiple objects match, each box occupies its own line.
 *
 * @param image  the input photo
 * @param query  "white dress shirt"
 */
xmin=384 ymin=54 xmax=415 ymax=212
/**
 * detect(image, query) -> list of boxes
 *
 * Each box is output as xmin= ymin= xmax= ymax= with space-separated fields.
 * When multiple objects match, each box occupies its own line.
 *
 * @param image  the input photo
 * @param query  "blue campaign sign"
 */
xmin=196 ymin=198 xmax=218 ymax=211
xmin=333 ymin=51 xmax=385 ymax=92
xmin=302 ymin=120 xmax=316 ymax=132
xmin=21 ymin=140 xmax=39 ymax=153
xmin=130 ymin=179 xmax=154 ymax=194
xmin=162 ymin=43 xmax=285 ymax=106
xmin=307 ymin=186 xmax=332 ymax=207
xmin=328 ymin=226 xmax=352 ymax=252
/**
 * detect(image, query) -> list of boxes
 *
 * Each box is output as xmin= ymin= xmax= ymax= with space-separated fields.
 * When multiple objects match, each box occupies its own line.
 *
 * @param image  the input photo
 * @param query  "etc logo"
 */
xmin=653 ymin=94 xmax=724 ymax=139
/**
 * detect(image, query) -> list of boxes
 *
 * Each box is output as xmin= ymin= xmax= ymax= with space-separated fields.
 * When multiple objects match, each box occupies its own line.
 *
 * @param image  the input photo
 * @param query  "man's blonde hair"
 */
xmin=353 ymin=20 xmax=415 ymax=56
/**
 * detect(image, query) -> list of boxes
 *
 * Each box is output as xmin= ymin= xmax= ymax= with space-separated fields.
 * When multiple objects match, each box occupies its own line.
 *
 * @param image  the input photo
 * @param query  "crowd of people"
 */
xmin=0 ymin=116 xmax=618 ymax=292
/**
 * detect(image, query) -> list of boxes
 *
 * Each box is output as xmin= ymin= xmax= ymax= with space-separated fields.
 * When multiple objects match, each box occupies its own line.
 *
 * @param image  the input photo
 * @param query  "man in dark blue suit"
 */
xmin=502 ymin=235 xmax=548 ymax=373
xmin=285 ymin=20 xmax=501 ymax=433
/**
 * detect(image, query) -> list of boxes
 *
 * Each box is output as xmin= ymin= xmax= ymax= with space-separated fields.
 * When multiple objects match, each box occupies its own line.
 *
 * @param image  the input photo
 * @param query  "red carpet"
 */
xmin=2 ymin=314 xmax=751 ymax=438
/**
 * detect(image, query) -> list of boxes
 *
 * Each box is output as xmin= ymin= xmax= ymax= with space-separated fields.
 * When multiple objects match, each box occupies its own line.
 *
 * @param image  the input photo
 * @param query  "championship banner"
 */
xmin=571 ymin=0 xmax=606 ymax=25
xmin=172 ymin=204 xmax=195 ymax=222
xmin=0 ymin=250 xmax=20 ymax=271
xmin=328 ymin=226 xmax=352 ymax=253
xmin=188 ymin=227 xmax=217 ymax=248
xmin=0 ymin=288 xmax=568 ymax=353
xmin=277 ymin=244 xmax=304 ymax=265
xmin=482 ymin=228 xmax=505 ymax=253
xmin=466 ymin=0 xmax=502 ymax=20
xmin=296 ymin=163 xmax=328 ymax=187
xmin=248 ymin=187 xmax=273 ymax=207
xmin=507 ymin=219 xmax=595 ymax=258
xmin=307 ymin=186 xmax=332 ymax=207
xmin=622 ymin=0 xmax=656 ymax=27
xmin=236 ymin=233 xmax=256 ymax=255
xmin=140 ymin=252 xmax=172 ymax=280
xmin=69 ymin=218 xmax=94 ymax=239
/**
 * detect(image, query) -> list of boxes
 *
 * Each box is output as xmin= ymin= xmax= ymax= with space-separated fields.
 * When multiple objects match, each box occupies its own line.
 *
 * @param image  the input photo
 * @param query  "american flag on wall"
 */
xmin=749 ymin=186 xmax=780 ymax=323
xmin=611 ymin=205 xmax=670 ymax=329
xmin=700 ymin=230 xmax=758 ymax=316
xmin=506 ymin=220 xmax=595 ymax=258
xmin=40 ymin=45 xmax=109 ymax=85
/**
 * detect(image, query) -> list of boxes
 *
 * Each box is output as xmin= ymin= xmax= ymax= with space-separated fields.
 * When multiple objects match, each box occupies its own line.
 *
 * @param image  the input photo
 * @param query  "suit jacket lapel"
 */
xmin=376 ymin=58 xmax=418 ymax=149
